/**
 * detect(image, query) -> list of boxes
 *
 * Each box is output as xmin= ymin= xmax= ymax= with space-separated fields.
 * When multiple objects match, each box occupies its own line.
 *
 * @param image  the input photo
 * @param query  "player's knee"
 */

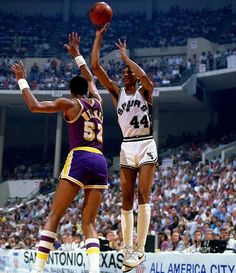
xmin=138 ymin=188 xmax=150 ymax=203
xmin=122 ymin=193 xmax=132 ymax=202
xmin=122 ymin=195 xmax=133 ymax=208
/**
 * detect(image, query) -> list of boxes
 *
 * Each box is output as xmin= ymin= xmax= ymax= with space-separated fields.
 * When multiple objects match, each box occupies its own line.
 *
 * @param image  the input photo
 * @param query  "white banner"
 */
xmin=0 ymin=250 xmax=235 ymax=273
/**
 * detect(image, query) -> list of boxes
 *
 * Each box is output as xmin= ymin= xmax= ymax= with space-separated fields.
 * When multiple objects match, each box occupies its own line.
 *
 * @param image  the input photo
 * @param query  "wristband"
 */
xmin=75 ymin=55 xmax=86 ymax=67
xmin=18 ymin=79 xmax=29 ymax=91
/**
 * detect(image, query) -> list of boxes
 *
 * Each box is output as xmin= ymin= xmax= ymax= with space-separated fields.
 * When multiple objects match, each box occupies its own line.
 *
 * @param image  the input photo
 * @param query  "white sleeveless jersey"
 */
xmin=117 ymin=87 xmax=153 ymax=138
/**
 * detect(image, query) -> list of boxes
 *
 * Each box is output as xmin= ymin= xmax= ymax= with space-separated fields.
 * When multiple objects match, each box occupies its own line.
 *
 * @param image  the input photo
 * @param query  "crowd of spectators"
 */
xmin=0 ymin=54 xmax=188 ymax=90
xmin=1 ymin=134 xmax=236 ymax=253
xmin=0 ymin=7 xmax=234 ymax=58
xmin=1 ymin=7 xmax=236 ymax=89
xmin=1 ymin=46 xmax=236 ymax=91
xmin=137 ymin=7 xmax=232 ymax=48
xmin=198 ymin=48 xmax=236 ymax=72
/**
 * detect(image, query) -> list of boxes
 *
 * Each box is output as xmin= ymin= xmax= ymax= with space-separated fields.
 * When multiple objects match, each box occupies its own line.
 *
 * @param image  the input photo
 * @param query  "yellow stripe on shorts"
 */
xmin=36 ymin=252 xmax=49 ymax=260
xmin=61 ymin=150 xmax=73 ymax=176
xmin=72 ymin=146 xmax=102 ymax=154
xmin=86 ymin=247 xmax=100 ymax=255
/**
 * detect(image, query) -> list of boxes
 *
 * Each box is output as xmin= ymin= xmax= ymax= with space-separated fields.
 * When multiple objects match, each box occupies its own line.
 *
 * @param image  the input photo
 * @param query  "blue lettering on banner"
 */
xmin=210 ymin=265 xmax=236 ymax=273
xmin=150 ymin=263 xmax=164 ymax=273
xmin=167 ymin=263 xmax=206 ymax=273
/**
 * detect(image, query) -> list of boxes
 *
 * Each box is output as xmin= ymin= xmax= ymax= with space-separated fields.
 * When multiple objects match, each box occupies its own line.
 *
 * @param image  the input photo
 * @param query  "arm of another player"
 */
xmin=11 ymin=61 xmax=74 ymax=113
xmin=64 ymin=32 xmax=102 ymax=103
xmin=116 ymin=39 xmax=154 ymax=93
xmin=91 ymin=24 xmax=120 ymax=103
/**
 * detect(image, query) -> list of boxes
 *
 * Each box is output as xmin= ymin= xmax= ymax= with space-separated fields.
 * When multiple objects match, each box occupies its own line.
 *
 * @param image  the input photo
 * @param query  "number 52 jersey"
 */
xmin=66 ymin=98 xmax=103 ymax=151
xmin=117 ymin=87 xmax=153 ymax=138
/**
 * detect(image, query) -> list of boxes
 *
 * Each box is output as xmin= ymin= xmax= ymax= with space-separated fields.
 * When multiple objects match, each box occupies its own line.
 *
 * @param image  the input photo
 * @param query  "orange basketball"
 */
xmin=89 ymin=2 xmax=113 ymax=26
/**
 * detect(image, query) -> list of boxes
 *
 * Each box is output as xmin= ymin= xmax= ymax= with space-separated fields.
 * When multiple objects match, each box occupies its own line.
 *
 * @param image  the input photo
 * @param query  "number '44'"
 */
xmin=130 ymin=115 xmax=149 ymax=128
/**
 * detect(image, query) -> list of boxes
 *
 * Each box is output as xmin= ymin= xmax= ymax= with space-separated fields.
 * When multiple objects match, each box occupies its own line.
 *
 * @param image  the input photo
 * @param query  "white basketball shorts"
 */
xmin=119 ymin=136 xmax=158 ymax=169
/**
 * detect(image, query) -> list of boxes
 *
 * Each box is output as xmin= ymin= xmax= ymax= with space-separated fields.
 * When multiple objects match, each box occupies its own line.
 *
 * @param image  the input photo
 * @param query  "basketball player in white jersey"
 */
xmin=91 ymin=25 xmax=157 ymax=271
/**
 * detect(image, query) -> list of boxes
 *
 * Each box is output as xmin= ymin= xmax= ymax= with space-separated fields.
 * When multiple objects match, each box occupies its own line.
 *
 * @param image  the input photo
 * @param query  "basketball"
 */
xmin=89 ymin=2 xmax=113 ymax=26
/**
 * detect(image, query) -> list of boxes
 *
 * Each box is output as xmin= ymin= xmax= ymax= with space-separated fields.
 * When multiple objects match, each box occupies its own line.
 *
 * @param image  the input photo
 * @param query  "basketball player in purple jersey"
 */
xmin=91 ymin=25 xmax=157 ymax=271
xmin=12 ymin=32 xmax=108 ymax=273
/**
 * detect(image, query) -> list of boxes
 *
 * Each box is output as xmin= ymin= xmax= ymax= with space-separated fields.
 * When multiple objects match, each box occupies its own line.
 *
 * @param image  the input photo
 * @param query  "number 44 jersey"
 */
xmin=117 ymin=87 xmax=153 ymax=138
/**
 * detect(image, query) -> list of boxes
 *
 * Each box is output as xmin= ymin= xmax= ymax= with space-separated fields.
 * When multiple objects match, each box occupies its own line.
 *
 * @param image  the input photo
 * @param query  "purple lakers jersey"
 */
xmin=66 ymin=98 xmax=103 ymax=151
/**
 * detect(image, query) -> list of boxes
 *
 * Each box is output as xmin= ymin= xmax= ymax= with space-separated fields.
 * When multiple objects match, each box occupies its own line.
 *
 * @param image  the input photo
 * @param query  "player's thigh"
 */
xmin=50 ymin=179 xmax=80 ymax=217
xmin=82 ymin=189 xmax=104 ymax=223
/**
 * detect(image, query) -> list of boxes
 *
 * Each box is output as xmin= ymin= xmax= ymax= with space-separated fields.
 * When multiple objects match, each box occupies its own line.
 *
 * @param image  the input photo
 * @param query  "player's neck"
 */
xmin=125 ymin=85 xmax=136 ymax=94
xmin=73 ymin=95 xmax=87 ymax=99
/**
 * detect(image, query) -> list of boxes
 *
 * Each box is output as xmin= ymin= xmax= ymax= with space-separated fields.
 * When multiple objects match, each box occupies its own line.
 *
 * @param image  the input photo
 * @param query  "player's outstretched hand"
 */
xmin=11 ymin=61 xmax=27 ymax=81
xmin=64 ymin=32 xmax=81 ymax=58
xmin=96 ymin=23 xmax=109 ymax=37
xmin=116 ymin=39 xmax=127 ymax=60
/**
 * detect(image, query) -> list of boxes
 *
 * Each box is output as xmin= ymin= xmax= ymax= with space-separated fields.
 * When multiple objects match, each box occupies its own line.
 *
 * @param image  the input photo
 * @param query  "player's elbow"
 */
xmin=28 ymin=104 xmax=40 ymax=113
xmin=139 ymin=75 xmax=154 ymax=90
xmin=28 ymin=105 xmax=38 ymax=112
xmin=91 ymin=61 xmax=100 ymax=73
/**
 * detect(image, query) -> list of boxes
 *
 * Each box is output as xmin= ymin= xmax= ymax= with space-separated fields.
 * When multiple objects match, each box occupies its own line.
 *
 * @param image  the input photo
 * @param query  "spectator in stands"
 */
xmin=30 ymin=62 xmax=40 ymax=81
xmin=116 ymin=230 xmax=124 ymax=250
xmin=168 ymin=231 xmax=185 ymax=251
xmin=204 ymin=228 xmax=214 ymax=241
xmin=106 ymin=230 xmax=120 ymax=250
xmin=214 ymin=50 xmax=221 ymax=69
xmin=59 ymin=232 xmax=75 ymax=251
xmin=73 ymin=232 xmax=85 ymax=249
xmin=207 ymin=51 xmax=214 ymax=71
xmin=9 ymin=235 xmax=25 ymax=249
xmin=168 ymin=215 xmax=180 ymax=232
xmin=0 ymin=236 xmax=7 ymax=249
xmin=220 ymin=227 xmax=236 ymax=253
xmin=187 ymin=216 xmax=203 ymax=237
xmin=184 ymin=230 xmax=202 ymax=253
xmin=213 ymin=218 xmax=224 ymax=235
xmin=24 ymin=236 xmax=33 ymax=249
xmin=182 ymin=232 xmax=191 ymax=249
xmin=231 ymin=208 xmax=236 ymax=226
xmin=214 ymin=205 xmax=231 ymax=223
xmin=158 ymin=232 xmax=170 ymax=251
xmin=210 ymin=215 xmax=218 ymax=230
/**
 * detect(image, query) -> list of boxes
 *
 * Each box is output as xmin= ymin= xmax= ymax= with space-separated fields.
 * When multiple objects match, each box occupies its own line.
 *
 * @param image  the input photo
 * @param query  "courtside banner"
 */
xmin=0 ymin=250 xmax=235 ymax=273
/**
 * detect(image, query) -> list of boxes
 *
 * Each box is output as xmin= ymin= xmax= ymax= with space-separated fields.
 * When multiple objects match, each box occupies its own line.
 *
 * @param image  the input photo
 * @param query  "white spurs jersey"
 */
xmin=117 ymin=87 xmax=153 ymax=138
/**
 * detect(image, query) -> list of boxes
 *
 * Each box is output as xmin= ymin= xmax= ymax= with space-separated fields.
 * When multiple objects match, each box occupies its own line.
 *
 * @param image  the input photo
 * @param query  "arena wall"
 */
xmin=0 ymin=181 xmax=9 ymax=207
xmin=159 ymin=110 xmax=213 ymax=147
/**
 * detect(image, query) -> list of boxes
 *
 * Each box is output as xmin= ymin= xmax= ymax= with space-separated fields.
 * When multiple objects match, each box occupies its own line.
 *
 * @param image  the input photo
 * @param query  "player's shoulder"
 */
xmin=55 ymin=97 xmax=76 ymax=106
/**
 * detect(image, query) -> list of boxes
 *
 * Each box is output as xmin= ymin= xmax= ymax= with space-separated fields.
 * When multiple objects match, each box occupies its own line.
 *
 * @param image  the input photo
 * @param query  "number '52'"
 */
xmin=84 ymin=121 xmax=103 ymax=142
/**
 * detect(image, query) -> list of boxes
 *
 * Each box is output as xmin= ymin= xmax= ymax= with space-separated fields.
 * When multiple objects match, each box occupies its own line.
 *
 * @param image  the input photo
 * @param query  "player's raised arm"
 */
xmin=11 ymin=61 xmax=74 ymax=113
xmin=64 ymin=32 xmax=102 ymax=102
xmin=91 ymin=24 xmax=120 ymax=102
xmin=116 ymin=39 xmax=154 ymax=93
